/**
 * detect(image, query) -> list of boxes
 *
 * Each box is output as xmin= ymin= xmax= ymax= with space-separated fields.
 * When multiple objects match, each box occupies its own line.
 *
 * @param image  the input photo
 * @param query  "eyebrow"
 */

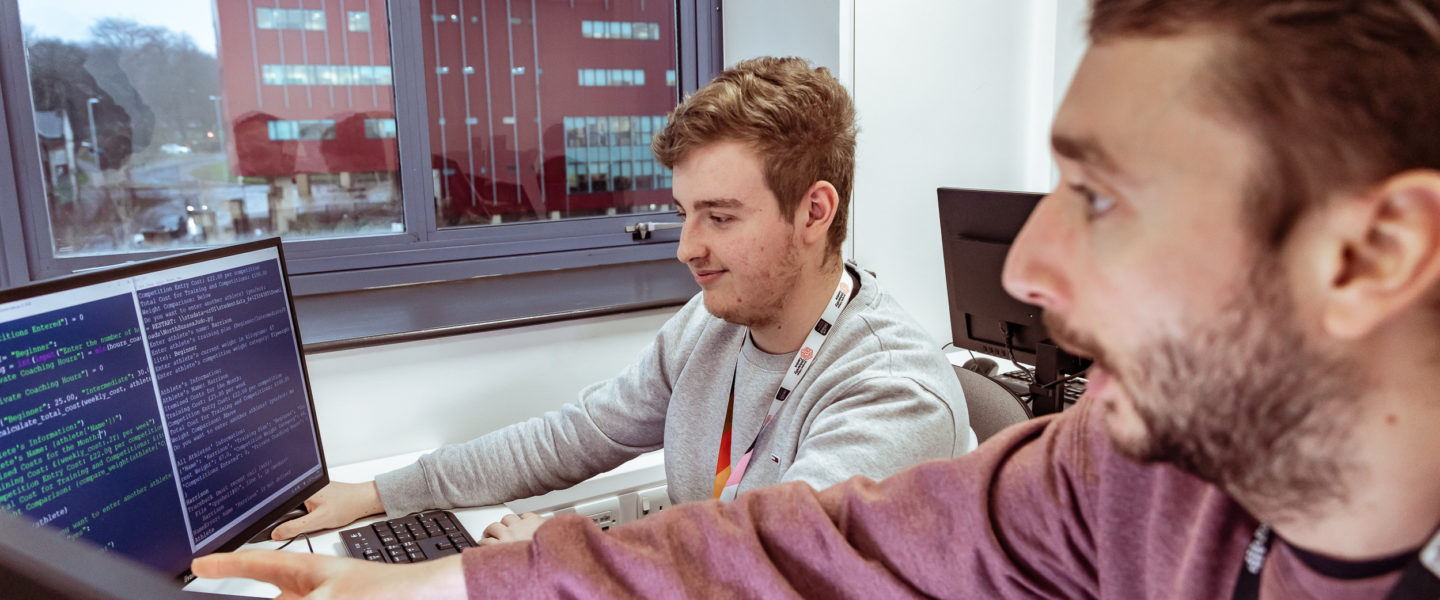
xmin=677 ymin=198 xmax=743 ymax=211
xmin=1051 ymin=133 xmax=1123 ymax=176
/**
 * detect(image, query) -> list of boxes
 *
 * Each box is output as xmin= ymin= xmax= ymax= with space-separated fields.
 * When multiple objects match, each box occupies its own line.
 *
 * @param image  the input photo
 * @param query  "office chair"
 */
xmin=953 ymin=365 xmax=1033 ymax=443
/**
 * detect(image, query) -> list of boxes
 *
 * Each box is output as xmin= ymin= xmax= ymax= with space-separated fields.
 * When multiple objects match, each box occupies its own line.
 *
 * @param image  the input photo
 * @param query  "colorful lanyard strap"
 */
xmin=712 ymin=269 xmax=855 ymax=501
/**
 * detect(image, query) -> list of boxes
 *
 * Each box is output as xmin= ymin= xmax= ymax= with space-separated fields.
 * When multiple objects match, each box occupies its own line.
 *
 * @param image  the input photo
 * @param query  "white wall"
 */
xmin=848 ymin=1 xmax=1048 ymax=345
xmin=307 ymin=307 xmax=677 ymax=466
xmin=722 ymin=0 xmax=841 ymax=75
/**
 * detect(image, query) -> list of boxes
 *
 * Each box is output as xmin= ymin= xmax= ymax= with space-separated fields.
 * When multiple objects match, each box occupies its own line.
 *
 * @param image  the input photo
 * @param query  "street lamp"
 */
xmin=86 ymin=97 xmax=100 ymax=169
xmin=208 ymin=95 xmax=224 ymax=148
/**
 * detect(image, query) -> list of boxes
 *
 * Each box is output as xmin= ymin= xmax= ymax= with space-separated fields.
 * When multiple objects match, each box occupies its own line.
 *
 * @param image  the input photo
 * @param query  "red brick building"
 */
xmin=213 ymin=0 xmax=677 ymax=225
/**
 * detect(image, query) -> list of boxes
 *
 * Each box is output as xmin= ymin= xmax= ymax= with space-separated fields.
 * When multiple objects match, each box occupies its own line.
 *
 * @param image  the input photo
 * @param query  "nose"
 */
xmin=676 ymin=218 xmax=706 ymax=265
xmin=1001 ymin=193 xmax=1071 ymax=312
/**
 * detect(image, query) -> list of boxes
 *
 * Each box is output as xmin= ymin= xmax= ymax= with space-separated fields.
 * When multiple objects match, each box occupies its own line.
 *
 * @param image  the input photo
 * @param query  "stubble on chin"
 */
xmin=1115 ymin=268 xmax=1361 ymax=521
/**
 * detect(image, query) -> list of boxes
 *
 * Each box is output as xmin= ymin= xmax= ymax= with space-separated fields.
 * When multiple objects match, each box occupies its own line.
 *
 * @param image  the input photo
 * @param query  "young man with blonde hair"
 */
xmin=258 ymin=56 xmax=970 ymax=547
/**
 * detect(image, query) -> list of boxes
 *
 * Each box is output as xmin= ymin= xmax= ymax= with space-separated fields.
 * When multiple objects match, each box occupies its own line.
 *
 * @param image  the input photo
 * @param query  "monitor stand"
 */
xmin=1029 ymin=340 xmax=1087 ymax=416
xmin=246 ymin=506 xmax=309 ymax=544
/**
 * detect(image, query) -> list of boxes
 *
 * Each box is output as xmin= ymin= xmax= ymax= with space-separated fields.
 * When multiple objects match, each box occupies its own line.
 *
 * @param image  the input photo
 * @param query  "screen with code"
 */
xmin=0 ymin=242 xmax=324 ymax=578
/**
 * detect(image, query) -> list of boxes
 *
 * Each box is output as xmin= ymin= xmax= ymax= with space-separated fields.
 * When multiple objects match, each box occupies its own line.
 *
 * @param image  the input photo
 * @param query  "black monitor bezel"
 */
xmin=0 ymin=237 xmax=329 ymax=582
xmin=937 ymin=187 xmax=1048 ymax=365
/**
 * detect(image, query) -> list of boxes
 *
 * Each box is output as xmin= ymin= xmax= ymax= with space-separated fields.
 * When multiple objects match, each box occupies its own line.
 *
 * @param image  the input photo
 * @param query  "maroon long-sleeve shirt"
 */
xmin=461 ymin=399 xmax=1402 ymax=598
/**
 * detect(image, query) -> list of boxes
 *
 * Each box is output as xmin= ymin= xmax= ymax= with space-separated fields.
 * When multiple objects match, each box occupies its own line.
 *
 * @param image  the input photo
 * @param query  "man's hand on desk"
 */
xmin=480 ymin=512 xmax=545 ymax=545
xmin=272 ymin=481 xmax=385 ymax=540
xmin=192 ymin=550 xmax=465 ymax=599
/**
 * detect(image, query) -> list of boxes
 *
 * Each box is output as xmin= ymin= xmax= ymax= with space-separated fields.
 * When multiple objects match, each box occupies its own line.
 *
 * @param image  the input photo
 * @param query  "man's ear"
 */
xmin=1321 ymin=170 xmax=1440 ymax=340
xmin=798 ymin=181 xmax=839 ymax=246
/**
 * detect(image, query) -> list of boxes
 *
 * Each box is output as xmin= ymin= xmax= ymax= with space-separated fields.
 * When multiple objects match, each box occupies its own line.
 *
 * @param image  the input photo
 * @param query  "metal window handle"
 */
xmin=625 ymin=221 xmax=683 ymax=240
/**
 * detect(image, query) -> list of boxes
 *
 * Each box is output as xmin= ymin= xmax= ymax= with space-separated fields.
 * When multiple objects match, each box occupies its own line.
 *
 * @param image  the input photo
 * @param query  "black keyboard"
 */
xmin=339 ymin=510 xmax=477 ymax=563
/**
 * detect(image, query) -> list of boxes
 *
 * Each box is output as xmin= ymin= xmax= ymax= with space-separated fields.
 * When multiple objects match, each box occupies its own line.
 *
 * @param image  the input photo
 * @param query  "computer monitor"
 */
xmin=0 ymin=508 xmax=255 ymax=599
xmin=937 ymin=187 xmax=1088 ymax=415
xmin=0 ymin=238 xmax=327 ymax=582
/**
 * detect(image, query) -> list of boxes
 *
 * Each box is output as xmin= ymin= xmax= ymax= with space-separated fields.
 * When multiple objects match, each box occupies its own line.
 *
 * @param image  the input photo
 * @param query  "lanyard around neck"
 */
xmin=712 ymin=269 xmax=855 ymax=502
xmin=1232 ymin=524 xmax=1440 ymax=600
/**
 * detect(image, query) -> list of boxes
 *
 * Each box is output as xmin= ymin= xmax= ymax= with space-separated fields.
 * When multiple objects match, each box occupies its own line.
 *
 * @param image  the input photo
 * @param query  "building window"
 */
xmin=666 ymin=70 xmax=676 ymax=87
xmin=581 ymin=20 xmax=660 ymax=40
xmin=261 ymin=65 xmax=393 ymax=86
xmin=268 ymin=120 xmax=337 ymax=141
xmin=364 ymin=118 xmax=397 ymax=139
xmin=562 ymin=115 xmax=670 ymax=194
xmin=256 ymin=8 xmax=327 ymax=31
xmin=348 ymin=11 xmax=371 ymax=32
xmin=577 ymin=68 xmax=646 ymax=87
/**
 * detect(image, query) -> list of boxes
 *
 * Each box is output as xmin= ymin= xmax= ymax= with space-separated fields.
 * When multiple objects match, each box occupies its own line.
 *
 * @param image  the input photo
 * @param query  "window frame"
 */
xmin=0 ymin=0 xmax=724 ymax=347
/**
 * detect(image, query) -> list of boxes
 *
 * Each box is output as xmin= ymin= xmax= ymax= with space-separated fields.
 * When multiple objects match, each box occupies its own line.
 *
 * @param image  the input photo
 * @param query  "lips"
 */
xmin=692 ymin=269 xmax=725 ymax=286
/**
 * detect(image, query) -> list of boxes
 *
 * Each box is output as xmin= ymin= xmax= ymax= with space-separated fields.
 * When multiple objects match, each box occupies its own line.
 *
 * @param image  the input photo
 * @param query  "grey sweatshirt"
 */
xmin=374 ymin=265 xmax=971 ymax=513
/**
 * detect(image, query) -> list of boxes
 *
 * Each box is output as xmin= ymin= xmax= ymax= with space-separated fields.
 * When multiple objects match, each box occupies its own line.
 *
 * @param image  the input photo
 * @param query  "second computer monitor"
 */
xmin=937 ymin=187 xmax=1049 ymax=364
xmin=938 ymin=187 xmax=1089 ymax=414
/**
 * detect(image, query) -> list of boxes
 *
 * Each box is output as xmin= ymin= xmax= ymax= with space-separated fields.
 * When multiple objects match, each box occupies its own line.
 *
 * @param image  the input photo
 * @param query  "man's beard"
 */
xmin=1058 ymin=259 xmax=1361 ymax=519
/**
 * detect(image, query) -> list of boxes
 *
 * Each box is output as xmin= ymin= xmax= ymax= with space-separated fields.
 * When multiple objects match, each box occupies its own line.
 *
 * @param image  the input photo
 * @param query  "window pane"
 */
xmin=262 ymin=64 xmax=284 ymax=86
xmin=419 ymin=1 xmax=677 ymax=228
xmin=348 ymin=11 xmax=370 ymax=32
xmin=18 ymin=1 xmax=404 ymax=256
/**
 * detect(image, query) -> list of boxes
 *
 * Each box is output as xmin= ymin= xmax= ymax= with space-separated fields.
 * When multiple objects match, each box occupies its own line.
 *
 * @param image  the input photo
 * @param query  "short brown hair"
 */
xmin=1090 ymin=0 xmax=1440 ymax=246
xmin=652 ymin=57 xmax=857 ymax=257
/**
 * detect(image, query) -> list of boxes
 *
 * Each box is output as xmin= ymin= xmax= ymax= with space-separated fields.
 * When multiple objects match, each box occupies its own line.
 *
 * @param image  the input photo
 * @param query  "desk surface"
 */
xmin=184 ymin=450 xmax=665 ymax=597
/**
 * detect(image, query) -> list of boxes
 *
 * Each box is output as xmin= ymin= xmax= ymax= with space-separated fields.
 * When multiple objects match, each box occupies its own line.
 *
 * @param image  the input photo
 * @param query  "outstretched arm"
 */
xmin=201 ymin=403 xmax=1112 ymax=598
xmin=459 ymin=407 xmax=1103 ymax=598
xmin=192 ymin=551 xmax=465 ymax=600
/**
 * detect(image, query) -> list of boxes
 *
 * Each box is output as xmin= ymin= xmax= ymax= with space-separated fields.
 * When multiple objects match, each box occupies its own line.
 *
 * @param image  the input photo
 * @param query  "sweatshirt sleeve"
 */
xmin=373 ymin=297 xmax=708 ymax=515
xmin=457 ymin=400 xmax=1111 ymax=599
xmin=780 ymin=375 xmax=959 ymax=490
